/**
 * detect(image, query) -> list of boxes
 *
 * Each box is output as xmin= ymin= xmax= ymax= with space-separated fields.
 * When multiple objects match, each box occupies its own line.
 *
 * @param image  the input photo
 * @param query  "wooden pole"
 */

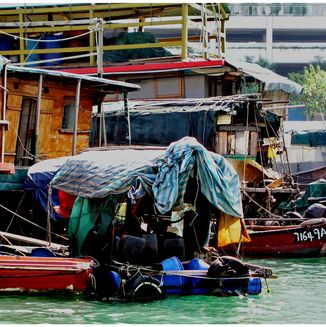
xmin=72 ymin=79 xmax=81 ymax=155
xmin=181 ymin=4 xmax=188 ymax=60
xmin=202 ymin=3 xmax=208 ymax=59
xmin=34 ymin=74 xmax=43 ymax=163
xmin=96 ymin=18 xmax=104 ymax=147
xmin=1 ymin=63 xmax=7 ymax=163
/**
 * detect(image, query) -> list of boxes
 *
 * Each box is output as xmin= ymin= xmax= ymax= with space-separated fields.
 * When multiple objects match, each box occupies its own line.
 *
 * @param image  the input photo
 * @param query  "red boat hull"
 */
xmin=0 ymin=256 xmax=95 ymax=292
xmin=220 ymin=219 xmax=326 ymax=257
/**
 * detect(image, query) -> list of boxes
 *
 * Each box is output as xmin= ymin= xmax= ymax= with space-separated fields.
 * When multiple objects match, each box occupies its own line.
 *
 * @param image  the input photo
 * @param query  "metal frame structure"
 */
xmin=0 ymin=3 xmax=229 ymax=65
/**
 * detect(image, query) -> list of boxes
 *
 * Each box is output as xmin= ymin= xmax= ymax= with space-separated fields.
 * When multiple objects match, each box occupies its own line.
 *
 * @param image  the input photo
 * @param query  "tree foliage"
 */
xmin=288 ymin=64 xmax=326 ymax=117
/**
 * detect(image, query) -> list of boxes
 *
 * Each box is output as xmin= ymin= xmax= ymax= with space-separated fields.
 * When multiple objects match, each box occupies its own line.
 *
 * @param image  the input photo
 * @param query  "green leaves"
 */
xmin=288 ymin=64 xmax=326 ymax=117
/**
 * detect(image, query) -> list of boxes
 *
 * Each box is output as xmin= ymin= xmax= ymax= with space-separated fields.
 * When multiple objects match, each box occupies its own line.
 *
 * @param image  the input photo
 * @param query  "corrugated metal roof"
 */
xmin=226 ymin=59 xmax=303 ymax=95
xmin=6 ymin=64 xmax=140 ymax=92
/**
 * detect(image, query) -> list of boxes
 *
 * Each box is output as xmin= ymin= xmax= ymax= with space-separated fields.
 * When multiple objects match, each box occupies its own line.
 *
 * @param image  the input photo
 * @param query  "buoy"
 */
xmin=122 ymin=274 xmax=164 ymax=302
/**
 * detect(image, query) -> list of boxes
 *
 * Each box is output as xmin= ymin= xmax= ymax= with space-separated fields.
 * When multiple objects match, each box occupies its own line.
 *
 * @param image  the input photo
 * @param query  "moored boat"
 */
xmin=0 ymin=255 xmax=96 ymax=292
xmin=219 ymin=218 xmax=326 ymax=257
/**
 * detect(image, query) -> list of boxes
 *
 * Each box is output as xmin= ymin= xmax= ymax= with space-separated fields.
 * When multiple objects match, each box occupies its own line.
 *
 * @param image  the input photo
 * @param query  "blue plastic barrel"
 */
xmin=247 ymin=277 xmax=262 ymax=295
xmin=108 ymin=271 xmax=121 ymax=295
xmin=25 ymin=37 xmax=41 ymax=66
xmin=160 ymin=256 xmax=185 ymax=294
xmin=0 ymin=35 xmax=14 ymax=50
xmin=40 ymin=33 xmax=63 ymax=66
xmin=185 ymin=258 xmax=210 ymax=295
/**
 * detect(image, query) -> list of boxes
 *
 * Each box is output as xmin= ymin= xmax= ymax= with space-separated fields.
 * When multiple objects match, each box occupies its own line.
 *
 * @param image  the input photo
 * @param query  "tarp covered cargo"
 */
xmin=50 ymin=137 xmax=243 ymax=217
xmin=90 ymin=97 xmax=281 ymax=147
xmin=46 ymin=137 xmax=248 ymax=256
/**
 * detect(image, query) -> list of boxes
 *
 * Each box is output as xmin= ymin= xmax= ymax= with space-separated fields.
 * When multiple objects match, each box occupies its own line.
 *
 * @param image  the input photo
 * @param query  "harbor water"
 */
xmin=0 ymin=257 xmax=325 ymax=324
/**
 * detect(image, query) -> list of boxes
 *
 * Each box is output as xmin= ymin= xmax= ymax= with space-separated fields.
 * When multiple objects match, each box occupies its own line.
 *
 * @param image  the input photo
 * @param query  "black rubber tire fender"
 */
xmin=123 ymin=274 xmax=165 ymax=302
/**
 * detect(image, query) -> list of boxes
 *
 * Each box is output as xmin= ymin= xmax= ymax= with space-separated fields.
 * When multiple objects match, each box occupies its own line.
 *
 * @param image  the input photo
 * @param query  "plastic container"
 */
xmin=40 ymin=33 xmax=63 ymax=66
xmin=247 ymin=277 xmax=262 ymax=295
xmin=117 ymin=235 xmax=146 ymax=264
xmin=107 ymin=271 xmax=121 ymax=296
xmin=25 ymin=36 xmax=41 ymax=65
xmin=160 ymin=256 xmax=186 ymax=294
xmin=185 ymin=258 xmax=210 ymax=295
xmin=162 ymin=237 xmax=185 ymax=261
xmin=31 ymin=247 xmax=56 ymax=257
xmin=0 ymin=35 xmax=14 ymax=50
xmin=142 ymin=233 xmax=158 ymax=262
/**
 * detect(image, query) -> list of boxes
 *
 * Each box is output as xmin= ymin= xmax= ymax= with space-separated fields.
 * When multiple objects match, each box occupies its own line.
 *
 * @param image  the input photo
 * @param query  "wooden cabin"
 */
xmin=0 ymin=59 xmax=139 ymax=171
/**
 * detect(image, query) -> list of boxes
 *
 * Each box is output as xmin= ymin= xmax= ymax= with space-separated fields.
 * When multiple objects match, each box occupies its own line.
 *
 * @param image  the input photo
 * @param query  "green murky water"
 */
xmin=0 ymin=257 xmax=325 ymax=324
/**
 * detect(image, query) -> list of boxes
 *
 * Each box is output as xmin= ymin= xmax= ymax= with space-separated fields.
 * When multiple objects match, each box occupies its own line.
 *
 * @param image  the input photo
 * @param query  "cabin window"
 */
xmin=15 ymin=97 xmax=37 ymax=166
xmin=154 ymin=76 xmax=184 ymax=98
xmin=61 ymin=98 xmax=75 ymax=131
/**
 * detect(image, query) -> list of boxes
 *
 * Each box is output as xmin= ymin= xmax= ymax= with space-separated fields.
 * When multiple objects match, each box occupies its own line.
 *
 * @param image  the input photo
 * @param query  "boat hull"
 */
xmin=220 ymin=219 xmax=326 ymax=257
xmin=0 ymin=256 xmax=94 ymax=292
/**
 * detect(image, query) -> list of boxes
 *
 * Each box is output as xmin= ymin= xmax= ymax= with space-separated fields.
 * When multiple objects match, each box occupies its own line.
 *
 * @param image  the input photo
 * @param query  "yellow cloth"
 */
xmin=267 ymin=145 xmax=276 ymax=159
xmin=217 ymin=213 xmax=251 ymax=247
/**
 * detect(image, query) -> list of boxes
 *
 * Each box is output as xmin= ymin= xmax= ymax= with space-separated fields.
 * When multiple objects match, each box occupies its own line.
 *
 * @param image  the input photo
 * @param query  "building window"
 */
xmin=62 ymin=98 xmax=75 ymax=131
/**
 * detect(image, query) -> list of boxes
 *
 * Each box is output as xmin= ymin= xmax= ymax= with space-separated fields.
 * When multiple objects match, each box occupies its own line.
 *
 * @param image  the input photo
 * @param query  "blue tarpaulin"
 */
xmin=24 ymin=156 xmax=71 ymax=220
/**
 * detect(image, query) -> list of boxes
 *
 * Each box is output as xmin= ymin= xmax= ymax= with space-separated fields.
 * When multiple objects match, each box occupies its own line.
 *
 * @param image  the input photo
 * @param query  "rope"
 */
xmin=242 ymin=190 xmax=282 ymax=218
xmin=0 ymin=29 xmax=93 ymax=43
xmin=8 ymin=121 xmax=39 ymax=161
xmin=110 ymin=260 xmax=257 ymax=281
xmin=0 ymin=234 xmax=26 ymax=256
xmin=24 ymin=33 xmax=43 ymax=64
xmin=0 ymin=202 xmax=68 ymax=241
xmin=112 ymin=262 xmax=252 ymax=281
xmin=5 ymin=192 xmax=25 ymax=233
xmin=12 ymin=52 xmax=98 ymax=67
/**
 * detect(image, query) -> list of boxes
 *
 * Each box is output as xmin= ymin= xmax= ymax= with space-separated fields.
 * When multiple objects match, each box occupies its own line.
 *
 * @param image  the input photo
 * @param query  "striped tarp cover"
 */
xmin=50 ymin=137 xmax=243 ymax=217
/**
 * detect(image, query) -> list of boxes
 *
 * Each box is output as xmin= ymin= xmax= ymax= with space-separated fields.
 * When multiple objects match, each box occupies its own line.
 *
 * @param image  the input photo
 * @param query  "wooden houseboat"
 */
xmin=0 ymin=55 xmax=139 ymax=240
xmin=0 ymin=57 xmax=139 ymax=169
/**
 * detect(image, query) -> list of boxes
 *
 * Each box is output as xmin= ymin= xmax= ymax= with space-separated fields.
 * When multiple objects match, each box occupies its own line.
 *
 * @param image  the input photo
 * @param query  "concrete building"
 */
xmin=226 ymin=3 xmax=326 ymax=76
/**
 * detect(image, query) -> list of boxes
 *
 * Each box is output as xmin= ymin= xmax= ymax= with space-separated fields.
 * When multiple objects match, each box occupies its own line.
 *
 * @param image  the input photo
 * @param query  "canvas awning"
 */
xmin=225 ymin=59 xmax=303 ymax=95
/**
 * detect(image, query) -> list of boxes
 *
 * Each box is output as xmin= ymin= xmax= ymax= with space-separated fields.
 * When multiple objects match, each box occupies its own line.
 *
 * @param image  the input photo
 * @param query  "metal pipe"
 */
xmin=123 ymin=91 xmax=131 ymax=145
xmin=72 ymin=79 xmax=81 ymax=155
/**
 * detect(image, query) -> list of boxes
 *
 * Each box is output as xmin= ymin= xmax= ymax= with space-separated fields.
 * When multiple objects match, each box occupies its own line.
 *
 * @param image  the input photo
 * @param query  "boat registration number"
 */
xmin=294 ymin=227 xmax=326 ymax=242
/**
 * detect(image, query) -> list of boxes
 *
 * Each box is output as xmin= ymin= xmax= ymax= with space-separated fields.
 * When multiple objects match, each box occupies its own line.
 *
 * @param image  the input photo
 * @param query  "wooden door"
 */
xmin=38 ymin=98 xmax=54 ymax=158
xmin=5 ymin=94 xmax=22 ymax=163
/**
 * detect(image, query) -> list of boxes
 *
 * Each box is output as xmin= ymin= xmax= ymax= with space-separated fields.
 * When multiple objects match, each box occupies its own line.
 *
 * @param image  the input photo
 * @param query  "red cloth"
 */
xmin=56 ymin=191 xmax=76 ymax=218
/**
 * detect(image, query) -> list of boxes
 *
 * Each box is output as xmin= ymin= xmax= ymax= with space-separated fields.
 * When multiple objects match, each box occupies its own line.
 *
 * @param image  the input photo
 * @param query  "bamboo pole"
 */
xmin=181 ymin=4 xmax=188 ymax=60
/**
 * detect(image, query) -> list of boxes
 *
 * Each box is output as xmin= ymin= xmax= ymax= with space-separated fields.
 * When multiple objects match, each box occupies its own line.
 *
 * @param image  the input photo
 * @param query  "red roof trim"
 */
xmin=60 ymin=59 xmax=225 ymax=75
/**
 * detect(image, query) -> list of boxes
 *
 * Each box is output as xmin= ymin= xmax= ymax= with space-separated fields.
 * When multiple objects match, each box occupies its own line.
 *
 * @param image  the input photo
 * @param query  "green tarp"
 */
xmin=280 ymin=179 xmax=326 ymax=212
xmin=0 ymin=167 xmax=28 ymax=191
xmin=291 ymin=130 xmax=326 ymax=147
xmin=103 ymin=32 xmax=173 ymax=63
xmin=69 ymin=196 xmax=116 ymax=257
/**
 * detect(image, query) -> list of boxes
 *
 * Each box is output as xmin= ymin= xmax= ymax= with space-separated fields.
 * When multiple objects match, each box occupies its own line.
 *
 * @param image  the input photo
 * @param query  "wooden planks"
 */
xmin=216 ymin=130 xmax=258 ymax=157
